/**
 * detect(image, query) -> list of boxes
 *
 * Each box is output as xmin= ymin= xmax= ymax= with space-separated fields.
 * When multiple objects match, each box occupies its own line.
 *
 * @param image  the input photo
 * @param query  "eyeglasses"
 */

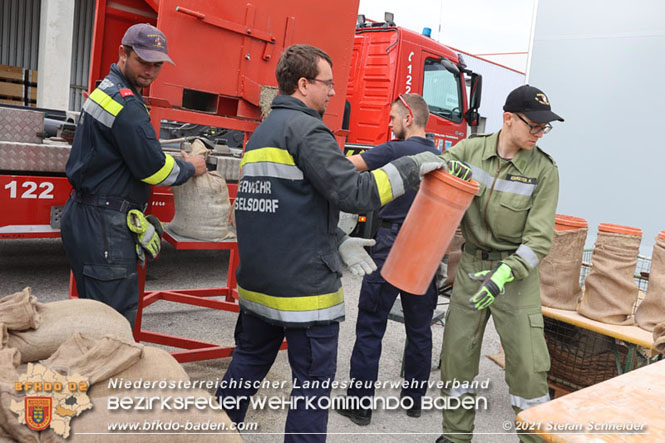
xmin=514 ymin=113 xmax=552 ymax=135
xmin=397 ymin=94 xmax=414 ymax=119
xmin=308 ymin=78 xmax=335 ymax=89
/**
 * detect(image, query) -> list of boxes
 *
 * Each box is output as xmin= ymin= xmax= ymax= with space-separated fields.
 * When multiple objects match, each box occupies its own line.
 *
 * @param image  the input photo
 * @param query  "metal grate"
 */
xmin=580 ymin=249 xmax=651 ymax=292
xmin=544 ymin=318 xmax=638 ymax=391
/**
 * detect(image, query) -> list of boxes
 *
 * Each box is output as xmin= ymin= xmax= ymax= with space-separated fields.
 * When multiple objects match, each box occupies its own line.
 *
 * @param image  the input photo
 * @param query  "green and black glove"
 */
xmin=127 ymin=210 xmax=164 ymax=265
xmin=468 ymin=262 xmax=514 ymax=310
xmin=447 ymin=160 xmax=472 ymax=181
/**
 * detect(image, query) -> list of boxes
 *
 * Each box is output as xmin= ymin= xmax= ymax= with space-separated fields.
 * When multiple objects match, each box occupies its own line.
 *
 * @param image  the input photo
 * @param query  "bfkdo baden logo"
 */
xmin=11 ymin=363 xmax=92 ymax=439
xmin=25 ymin=397 xmax=52 ymax=431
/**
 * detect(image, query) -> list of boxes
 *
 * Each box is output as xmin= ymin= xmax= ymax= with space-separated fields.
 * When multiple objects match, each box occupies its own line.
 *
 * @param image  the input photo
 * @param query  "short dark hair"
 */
xmin=275 ymin=44 xmax=333 ymax=95
xmin=393 ymin=93 xmax=429 ymax=127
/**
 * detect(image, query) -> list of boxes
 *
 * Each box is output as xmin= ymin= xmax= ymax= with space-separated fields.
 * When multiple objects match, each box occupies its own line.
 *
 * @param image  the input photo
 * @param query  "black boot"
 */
xmin=403 ymin=395 xmax=422 ymax=418
xmin=406 ymin=403 xmax=422 ymax=417
xmin=336 ymin=403 xmax=372 ymax=426
xmin=435 ymin=436 xmax=454 ymax=443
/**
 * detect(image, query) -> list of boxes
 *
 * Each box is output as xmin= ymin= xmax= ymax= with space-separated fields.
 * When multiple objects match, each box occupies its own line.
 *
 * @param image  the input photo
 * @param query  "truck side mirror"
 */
xmin=465 ymin=73 xmax=482 ymax=126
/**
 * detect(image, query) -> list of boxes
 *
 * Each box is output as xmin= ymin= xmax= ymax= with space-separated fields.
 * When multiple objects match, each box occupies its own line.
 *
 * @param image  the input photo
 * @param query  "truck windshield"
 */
xmin=423 ymin=58 xmax=463 ymax=123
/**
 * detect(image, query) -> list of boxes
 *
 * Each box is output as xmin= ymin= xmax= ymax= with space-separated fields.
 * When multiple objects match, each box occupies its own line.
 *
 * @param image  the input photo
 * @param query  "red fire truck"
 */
xmin=0 ymin=0 xmax=480 ymax=239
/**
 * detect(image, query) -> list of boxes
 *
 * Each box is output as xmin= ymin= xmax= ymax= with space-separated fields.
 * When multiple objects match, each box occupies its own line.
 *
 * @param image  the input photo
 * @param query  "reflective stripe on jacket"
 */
xmin=66 ymin=64 xmax=193 ymax=205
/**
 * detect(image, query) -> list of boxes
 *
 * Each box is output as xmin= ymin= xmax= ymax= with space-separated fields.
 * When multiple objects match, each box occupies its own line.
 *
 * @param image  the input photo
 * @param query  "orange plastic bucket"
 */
xmin=554 ymin=214 xmax=588 ymax=231
xmin=598 ymin=223 xmax=642 ymax=237
xmin=381 ymin=169 xmax=479 ymax=295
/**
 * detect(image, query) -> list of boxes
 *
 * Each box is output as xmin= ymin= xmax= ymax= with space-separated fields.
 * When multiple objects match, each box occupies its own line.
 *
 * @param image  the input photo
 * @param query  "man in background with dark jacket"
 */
xmin=338 ymin=93 xmax=467 ymax=425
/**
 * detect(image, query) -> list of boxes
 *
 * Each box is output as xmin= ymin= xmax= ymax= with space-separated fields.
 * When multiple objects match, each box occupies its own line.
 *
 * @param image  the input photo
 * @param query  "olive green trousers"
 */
xmin=440 ymin=251 xmax=551 ymax=443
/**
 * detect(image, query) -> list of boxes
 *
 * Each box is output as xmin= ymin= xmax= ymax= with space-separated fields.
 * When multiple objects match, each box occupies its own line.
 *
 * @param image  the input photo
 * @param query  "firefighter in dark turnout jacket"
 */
xmin=217 ymin=45 xmax=447 ymax=442
xmin=61 ymin=24 xmax=206 ymax=327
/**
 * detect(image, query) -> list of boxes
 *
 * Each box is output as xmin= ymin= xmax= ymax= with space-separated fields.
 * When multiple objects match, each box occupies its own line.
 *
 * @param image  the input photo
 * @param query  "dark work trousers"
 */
xmin=218 ymin=311 xmax=339 ymax=443
xmin=60 ymin=198 xmax=139 ymax=327
xmin=347 ymin=224 xmax=438 ymax=404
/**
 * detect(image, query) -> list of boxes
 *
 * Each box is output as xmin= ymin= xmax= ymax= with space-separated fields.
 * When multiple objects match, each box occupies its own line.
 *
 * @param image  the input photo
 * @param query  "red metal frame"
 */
xmin=69 ymin=229 xmax=288 ymax=362
xmin=134 ymin=230 xmax=243 ymax=362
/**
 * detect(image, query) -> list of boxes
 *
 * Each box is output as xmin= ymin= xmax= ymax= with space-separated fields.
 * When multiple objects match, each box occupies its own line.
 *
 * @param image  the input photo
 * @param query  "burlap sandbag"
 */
xmin=42 ymin=333 xmax=143 ymax=385
xmin=0 ymin=359 xmax=38 ymax=443
xmin=89 ymin=346 xmax=189 ymax=398
xmin=577 ymin=231 xmax=641 ymax=325
xmin=444 ymin=227 xmax=464 ymax=285
xmin=0 ymin=325 xmax=7 ymax=349
xmin=70 ymin=390 xmax=242 ymax=442
xmin=635 ymin=235 xmax=665 ymax=331
xmin=0 ymin=287 xmax=40 ymax=331
xmin=168 ymin=139 xmax=235 ymax=241
xmin=540 ymin=228 xmax=588 ymax=310
xmin=653 ymin=322 xmax=665 ymax=354
xmin=0 ymin=387 xmax=40 ymax=443
xmin=0 ymin=348 xmax=19 ymax=374
xmin=7 ymin=299 xmax=134 ymax=363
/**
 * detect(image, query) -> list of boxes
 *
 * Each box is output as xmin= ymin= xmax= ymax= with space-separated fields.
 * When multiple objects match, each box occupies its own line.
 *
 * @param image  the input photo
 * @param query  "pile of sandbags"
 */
xmin=0 ymin=288 xmax=240 ymax=442
xmin=168 ymin=139 xmax=235 ymax=241
xmin=7 ymin=297 xmax=134 ymax=363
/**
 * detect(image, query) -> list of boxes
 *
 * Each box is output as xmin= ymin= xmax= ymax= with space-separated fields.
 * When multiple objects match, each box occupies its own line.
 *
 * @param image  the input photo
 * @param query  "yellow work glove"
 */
xmin=127 ymin=210 xmax=164 ymax=265
xmin=468 ymin=262 xmax=514 ymax=310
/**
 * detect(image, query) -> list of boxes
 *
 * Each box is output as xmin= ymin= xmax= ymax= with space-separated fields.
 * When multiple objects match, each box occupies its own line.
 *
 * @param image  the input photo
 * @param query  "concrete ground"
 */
xmin=1 ymin=238 xmax=519 ymax=442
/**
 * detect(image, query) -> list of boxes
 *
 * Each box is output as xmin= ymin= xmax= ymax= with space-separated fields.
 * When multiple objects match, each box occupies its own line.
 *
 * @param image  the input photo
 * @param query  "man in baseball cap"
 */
xmin=121 ymin=23 xmax=174 ymax=65
xmin=435 ymin=83 xmax=562 ymax=443
xmin=60 ymin=22 xmax=205 ymax=329
xmin=503 ymin=84 xmax=563 ymax=123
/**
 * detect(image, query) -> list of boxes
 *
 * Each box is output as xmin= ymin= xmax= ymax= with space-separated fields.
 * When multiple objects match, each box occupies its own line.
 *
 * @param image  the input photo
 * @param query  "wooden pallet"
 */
xmin=0 ymin=64 xmax=37 ymax=107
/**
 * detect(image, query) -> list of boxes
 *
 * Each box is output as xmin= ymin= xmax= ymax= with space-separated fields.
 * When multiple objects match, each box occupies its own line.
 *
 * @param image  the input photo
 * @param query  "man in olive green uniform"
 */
xmin=436 ymin=85 xmax=563 ymax=443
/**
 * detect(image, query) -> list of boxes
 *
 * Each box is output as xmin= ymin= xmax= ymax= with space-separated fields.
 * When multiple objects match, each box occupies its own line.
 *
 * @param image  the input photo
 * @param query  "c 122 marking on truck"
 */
xmin=405 ymin=51 xmax=415 ymax=93
xmin=4 ymin=180 xmax=55 ymax=199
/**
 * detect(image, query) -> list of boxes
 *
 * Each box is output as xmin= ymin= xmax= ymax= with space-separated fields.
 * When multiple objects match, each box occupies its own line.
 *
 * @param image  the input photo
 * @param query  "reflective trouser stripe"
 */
xmin=237 ymin=285 xmax=344 ymax=324
xmin=510 ymin=392 xmax=550 ymax=410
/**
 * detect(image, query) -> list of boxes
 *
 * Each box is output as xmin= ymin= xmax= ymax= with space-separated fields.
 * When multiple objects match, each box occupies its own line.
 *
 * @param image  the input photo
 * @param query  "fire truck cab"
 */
xmin=345 ymin=15 xmax=482 ymax=153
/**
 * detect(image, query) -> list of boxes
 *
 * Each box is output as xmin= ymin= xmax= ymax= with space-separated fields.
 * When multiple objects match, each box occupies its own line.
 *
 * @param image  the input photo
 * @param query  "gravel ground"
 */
xmin=1 ymin=238 xmax=520 ymax=442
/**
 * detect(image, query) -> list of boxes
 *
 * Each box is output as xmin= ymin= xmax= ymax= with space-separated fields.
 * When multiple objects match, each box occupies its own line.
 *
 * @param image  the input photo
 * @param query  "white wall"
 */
xmin=37 ymin=0 xmax=75 ymax=110
xmin=527 ymin=0 xmax=665 ymax=255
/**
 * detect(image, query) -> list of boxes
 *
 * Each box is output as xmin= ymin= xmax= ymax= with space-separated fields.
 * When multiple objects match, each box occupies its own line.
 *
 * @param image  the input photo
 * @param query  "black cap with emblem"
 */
xmin=503 ymin=85 xmax=563 ymax=123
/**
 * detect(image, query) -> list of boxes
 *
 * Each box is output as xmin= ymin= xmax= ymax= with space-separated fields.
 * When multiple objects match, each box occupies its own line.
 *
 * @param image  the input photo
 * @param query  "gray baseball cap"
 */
xmin=121 ymin=23 xmax=174 ymax=65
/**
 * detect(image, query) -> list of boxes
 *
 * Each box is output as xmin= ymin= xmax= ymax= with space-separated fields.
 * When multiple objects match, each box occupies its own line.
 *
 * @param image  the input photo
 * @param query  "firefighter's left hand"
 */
xmin=409 ymin=151 xmax=447 ymax=177
xmin=468 ymin=262 xmax=514 ymax=310
xmin=127 ymin=210 xmax=164 ymax=261
xmin=338 ymin=236 xmax=377 ymax=276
